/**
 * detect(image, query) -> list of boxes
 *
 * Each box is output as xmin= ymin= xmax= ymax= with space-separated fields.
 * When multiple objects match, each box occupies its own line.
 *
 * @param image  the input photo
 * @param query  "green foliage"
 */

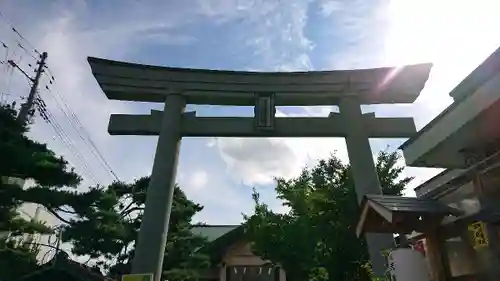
xmin=0 ymin=236 xmax=40 ymax=280
xmin=244 ymin=151 xmax=412 ymax=281
xmin=0 ymin=103 xmax=83 ymax=234
xmin=0 ymin=103 xmax=81 ymax=187
xmin=1 ymin=103 xmax=209 ymax=280
xmin=63 ymin=177 xmax=211 ymax=281
xmin=0 ymin=103 xmax=108 ymax=280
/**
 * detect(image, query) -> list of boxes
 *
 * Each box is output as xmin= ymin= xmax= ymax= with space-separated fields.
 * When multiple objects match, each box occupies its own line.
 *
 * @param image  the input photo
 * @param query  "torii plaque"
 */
xmin=88 ymin=57 xmax=432 ymax=281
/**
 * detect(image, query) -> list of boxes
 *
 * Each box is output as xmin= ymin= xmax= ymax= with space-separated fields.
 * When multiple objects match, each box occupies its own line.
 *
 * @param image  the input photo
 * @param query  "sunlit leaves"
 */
xmin=245 ymin=151 xmax=411 ymax=281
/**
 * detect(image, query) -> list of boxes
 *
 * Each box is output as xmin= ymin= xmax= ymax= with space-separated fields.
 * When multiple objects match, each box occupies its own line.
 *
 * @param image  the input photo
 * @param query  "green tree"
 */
xmin=1 ymin=103 xmax=74 ymax=234
xmin=0 ymin=103 xmax=110 ymax=280
xmin=245 ymin=151 xmax=412 ymax=281
xmin=63 ymin=177 xmax=211 ymax=281
xmin=0 ymin=237 xmax=40 ymax=281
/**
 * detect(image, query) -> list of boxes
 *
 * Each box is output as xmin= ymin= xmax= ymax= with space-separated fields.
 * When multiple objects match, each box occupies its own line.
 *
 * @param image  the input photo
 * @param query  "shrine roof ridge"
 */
xmin=399 ymin=46 xmax=500 ymax=151
xmin=88 ymin=56 xmax=433 ymax=106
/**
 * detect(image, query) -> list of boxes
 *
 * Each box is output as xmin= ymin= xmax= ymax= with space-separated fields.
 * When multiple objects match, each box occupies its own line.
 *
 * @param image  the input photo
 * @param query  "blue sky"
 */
xmin=2 ymin=0 xmax=500 ymax=224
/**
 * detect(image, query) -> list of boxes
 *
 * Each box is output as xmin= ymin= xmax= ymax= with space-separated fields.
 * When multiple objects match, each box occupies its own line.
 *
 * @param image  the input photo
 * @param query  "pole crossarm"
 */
xmin=88 ymin=57 xmax=432 ymax=106
xmin=108 ymin=110 xmax=417 ymax=138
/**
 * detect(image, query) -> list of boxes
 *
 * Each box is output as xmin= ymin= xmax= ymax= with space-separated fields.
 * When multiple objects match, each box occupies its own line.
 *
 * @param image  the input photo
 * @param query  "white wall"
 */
xmin=17 ymin=202 xmax=61 ymax=263
xmin=3 ymin=177 xmax=62 ymax=263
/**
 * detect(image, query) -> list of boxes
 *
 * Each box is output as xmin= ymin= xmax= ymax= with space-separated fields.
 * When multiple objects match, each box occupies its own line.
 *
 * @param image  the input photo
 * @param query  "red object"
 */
xmin=413 ymin=240 xmax=426 ymax=254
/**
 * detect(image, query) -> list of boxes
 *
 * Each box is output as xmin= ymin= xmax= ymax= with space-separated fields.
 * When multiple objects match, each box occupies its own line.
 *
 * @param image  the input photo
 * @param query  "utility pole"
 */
xmin=8 ymin=51 xmax=48 ymax=124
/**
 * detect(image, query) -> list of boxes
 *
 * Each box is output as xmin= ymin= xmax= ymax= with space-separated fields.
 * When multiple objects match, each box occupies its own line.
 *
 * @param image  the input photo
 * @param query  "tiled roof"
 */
xmin=365 ymin=194 xmax=460 ymax=216
xmin=195 ymin=225 xmax=245 ymax=263
xmin=356 ymin=194 xmax=462 ymax=236
xmin=191 ymin=225 xmax=239 ymax=242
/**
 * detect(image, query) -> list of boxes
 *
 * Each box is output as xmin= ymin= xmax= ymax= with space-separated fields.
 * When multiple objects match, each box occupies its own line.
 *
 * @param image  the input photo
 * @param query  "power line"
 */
xmin=0 ymin=10 xmax=40 ymax=56
xmin=4 ymin=47 xmax=102 ymax=184
xmin=44 ymin=83 xmax=120 ymax=182
xmin=36 ymin=97 xmax=100 ymax=185
xmin=16 ymin=40 xmax=37 ymax=60
xmin=1 ymin=41 xmax=18 ymax=102
xmin=9 ymin=52 xmax=116 ymax=184
xmin=41 ymin=66 xmax=121 ymax=182
xmin=35 ymin=94 xmax=101 ymax=185
xmin=0 ymin=11 xmax=120 ymax=184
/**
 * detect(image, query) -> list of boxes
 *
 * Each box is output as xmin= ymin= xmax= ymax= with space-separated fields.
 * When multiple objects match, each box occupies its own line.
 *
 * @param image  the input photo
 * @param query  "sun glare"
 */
xmin=384 ymin=0 xmax=500 ymax=68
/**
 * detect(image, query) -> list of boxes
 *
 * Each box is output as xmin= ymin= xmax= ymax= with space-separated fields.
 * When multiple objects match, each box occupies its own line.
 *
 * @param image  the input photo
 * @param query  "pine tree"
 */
xmin=63 ymin=177 xmax=211 ymax=281
xmin=0 ymin=102 xmax=108 ymax=280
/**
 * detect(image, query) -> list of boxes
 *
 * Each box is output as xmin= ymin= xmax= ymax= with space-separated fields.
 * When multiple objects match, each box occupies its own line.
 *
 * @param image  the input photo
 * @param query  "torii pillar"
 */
xmin=132 ymin=94 xmax=186 ymax=280
xmin=87 ymin=57 xmax=432 ymax=281
xmin=340 ymin=95 xmax=394 ymax=274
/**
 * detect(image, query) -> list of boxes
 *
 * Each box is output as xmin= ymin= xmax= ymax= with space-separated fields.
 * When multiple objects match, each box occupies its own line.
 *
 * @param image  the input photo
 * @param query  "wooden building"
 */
xmin=192 ymin=225 xmax=286 ymax=281
xmin=358 ymin=45 xmax=500 ymax=281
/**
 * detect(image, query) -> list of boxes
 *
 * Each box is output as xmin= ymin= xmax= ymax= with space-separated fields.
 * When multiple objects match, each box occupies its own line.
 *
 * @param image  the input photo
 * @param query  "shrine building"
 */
xmin=191 ymin=225 xmax=286 ymax=281
xmin=357 ymin=46 xmax=500 ymax=281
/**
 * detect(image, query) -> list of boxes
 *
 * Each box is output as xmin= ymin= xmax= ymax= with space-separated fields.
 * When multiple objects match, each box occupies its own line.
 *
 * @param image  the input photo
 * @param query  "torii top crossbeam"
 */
xmin=87 ymin=57 xmax=432 ymax=106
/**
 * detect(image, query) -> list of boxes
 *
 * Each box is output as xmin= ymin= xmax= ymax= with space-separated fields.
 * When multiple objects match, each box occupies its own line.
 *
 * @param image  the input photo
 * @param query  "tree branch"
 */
xmin=120 ymin=206 xmax=143 ymax=218
xmin=47 ymin=208 xmax=72 ymax=224
xmin=55 ymin=207 xmax=76 ymax=214
xmin=120 ymin=201 xmax=135 ymax=214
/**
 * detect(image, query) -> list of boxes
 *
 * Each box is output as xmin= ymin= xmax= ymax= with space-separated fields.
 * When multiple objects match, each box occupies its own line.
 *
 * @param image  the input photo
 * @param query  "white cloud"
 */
xmin=310 ymin=0 xmax=500 ymax=193
xmin=318 ymin=1 xmax=343 ymax=17
xmin=188 ymin=170 xmax=209 ymax=190
xmin=216 ymin=137 xmax=347 ymax=186
xmin=0 ymin=0 xmax=230 ymax=186
xmin=189 ymin=0 xmax=326 ymax=187
xmin=210 ymin=0 xmax=500 ymax=194
xmin=381 ymin=0 xmax=500 ymax=191
xmin=214 ymin=108 xmax=348 ymax=186
xmin=207 ymin=1 xmax=393 ymax=187
xmin=196 ymin=1 xmax=342 ymax=186
xmin=203 ymin=0 xmax=315 ymax=71
xmin=177 ymin=165 xmax=254 ymax=224
xmin=320 ymin=0 xmax=391 ymax=69
xmin=381 ymin=0 xmax=500 ymax=125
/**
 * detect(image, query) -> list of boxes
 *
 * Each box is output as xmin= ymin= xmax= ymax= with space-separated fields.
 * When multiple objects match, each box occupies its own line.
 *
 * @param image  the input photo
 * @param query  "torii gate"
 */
xmin=88 ymin=57 xmax=432 ymax=281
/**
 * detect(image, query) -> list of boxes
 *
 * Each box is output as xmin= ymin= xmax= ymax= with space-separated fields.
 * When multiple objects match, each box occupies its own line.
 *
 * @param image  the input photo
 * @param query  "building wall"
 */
xmin=223 ymin=240 xmax=265 ymax=266
xmin=416 ymin=172 xmax=500 ymax=280
xmin=2 ymin=177 xmax=61 ymax=263
xmin=221 ymin=239 xmax=286 ymax=281
xmin=18 ymin=202 xmax=61 ymax=263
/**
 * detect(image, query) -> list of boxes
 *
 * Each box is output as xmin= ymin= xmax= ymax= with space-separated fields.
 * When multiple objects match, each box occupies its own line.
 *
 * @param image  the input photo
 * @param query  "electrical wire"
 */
xmin=44 ymin=83 xmax=121 ymax=182
xmin=35 ymin=94 xmax=101 ymax=185
xmin=36 ymin=98 xmax=101 ymax=185
xmin=0 ymin=12 xmax=120 ymax=185
xmin=1 ymin=36 xmax=35 ymax=96
xmin=0 ymin=12 xmax=39 ymax=103
xmin=0 ymin=10 xmax=40 ymax=56
xmin=2 ymin=49 xmax=16 ymax=100
xmin=16 ymin=40 xmax=37 ymax=60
